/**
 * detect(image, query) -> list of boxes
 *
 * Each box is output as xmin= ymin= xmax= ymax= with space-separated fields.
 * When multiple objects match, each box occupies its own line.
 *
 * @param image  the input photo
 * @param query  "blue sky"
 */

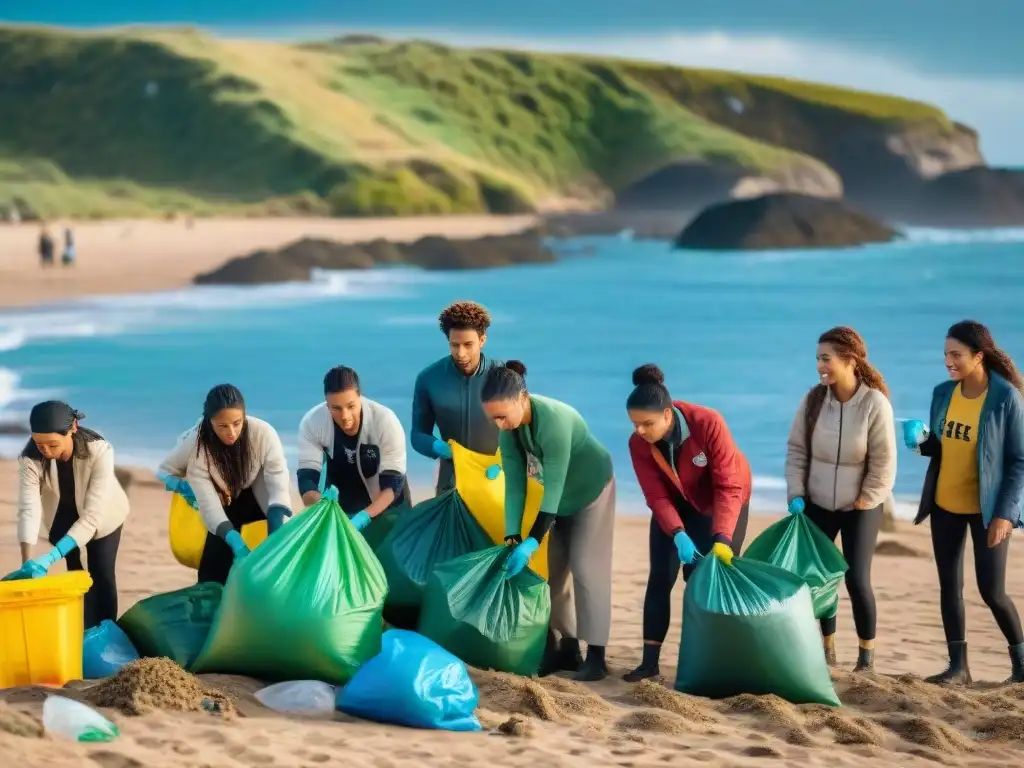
xmin=7 ymin=2 xmax=1022 ymax=163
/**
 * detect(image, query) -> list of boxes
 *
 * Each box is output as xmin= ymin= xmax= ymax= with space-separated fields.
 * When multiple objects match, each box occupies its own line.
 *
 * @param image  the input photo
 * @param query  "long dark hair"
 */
xmin=947 ymin=320 xmax=1024 ymax=394
xmin=196 ymin=384 xmax=253 ymax=501
xmin=21 ymin=401 xmax=104 ymax=470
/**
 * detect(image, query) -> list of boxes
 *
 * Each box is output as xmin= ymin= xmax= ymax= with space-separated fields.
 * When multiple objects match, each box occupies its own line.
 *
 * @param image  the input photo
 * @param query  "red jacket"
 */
xmin=629 ymin=400 xmax=752 ymax=541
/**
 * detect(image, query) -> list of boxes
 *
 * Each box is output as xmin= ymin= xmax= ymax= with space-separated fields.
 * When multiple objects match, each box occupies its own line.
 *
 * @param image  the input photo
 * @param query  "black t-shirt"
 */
xmin=327 ymin=422 xmax=373 ymax=515
xmin=54 ymin=458 xmax=79 ymax=524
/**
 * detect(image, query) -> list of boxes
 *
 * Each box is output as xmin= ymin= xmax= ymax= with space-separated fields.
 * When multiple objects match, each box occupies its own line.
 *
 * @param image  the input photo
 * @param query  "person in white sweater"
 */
xmin=6 ymin=401 xmax=129 ymax=629
xmin=785 ymin=326 xmax=897 ymax=673
xmin=158 ymin=384 xmax=293 ymax=585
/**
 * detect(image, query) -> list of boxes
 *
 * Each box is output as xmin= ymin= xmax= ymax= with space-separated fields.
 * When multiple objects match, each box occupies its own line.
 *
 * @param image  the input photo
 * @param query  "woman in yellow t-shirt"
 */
xmin=902 ymin=320 xmax=1024 ymax=685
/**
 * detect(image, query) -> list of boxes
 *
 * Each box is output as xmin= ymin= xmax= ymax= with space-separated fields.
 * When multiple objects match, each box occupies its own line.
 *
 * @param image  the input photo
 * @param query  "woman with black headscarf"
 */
xmin=5 ymin=401 xmax=130 ymax=629
xmin=158 ymin=384 xmax=294 ymax=585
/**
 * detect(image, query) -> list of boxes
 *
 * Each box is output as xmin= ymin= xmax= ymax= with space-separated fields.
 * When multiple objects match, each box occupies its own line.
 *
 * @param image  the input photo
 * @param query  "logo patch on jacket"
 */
xmin=692 ymin=452 xmax=708 ymax=467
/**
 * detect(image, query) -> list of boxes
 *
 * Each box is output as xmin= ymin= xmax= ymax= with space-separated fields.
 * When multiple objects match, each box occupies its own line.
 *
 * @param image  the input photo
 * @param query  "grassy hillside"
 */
xmin=0 ymin=26 xmax=955 ymax=219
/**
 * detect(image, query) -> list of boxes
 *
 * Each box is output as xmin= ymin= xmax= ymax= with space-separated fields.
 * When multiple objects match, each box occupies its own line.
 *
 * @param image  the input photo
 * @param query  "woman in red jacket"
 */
xmin=624 ymin=364 xmax=752 ymax=681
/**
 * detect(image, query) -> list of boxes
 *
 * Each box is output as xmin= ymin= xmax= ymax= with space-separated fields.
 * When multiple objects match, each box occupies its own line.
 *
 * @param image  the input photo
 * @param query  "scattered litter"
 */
xmin=255 ymin=680 xmax=337 ymax=714
xmin=42 ymin=696 xmax=119 ymax=743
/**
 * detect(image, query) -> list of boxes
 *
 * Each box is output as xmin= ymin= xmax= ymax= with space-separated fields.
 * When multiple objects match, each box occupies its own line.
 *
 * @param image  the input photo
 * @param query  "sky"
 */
xmin=6 ymin=1 xmax=1022 ymax=164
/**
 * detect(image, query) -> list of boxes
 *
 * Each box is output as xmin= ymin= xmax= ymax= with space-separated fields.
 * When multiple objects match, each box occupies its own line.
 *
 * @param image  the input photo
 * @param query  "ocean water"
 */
xmin=1 ymin=227 xmax=1021 ymax=517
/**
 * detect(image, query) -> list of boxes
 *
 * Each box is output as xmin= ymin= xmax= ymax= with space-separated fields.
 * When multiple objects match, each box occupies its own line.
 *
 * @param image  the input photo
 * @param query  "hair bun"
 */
xmin=632 ymin=364 xmax=665 ymax=387
xmin=505 ymin=360 xmax=527 ymax=377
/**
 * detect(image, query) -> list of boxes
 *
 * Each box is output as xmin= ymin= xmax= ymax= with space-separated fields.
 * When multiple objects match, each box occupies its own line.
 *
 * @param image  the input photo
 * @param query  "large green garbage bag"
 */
xmin=117 ymin=582 xmax=222 ymax=670
xmin=359 ymin=503 xmax=404 ymax=553
xmin=419 ymin=545 xmax=550 ymax=676
xmin=191 ymin=488 xmax=388 ymax=684
xmin=675 ymin=555 xmax=840 ymax=706
xmin=376 ymin=488 xmax=492 ymax=612
xmin=743 ymin=513 xmax=849 ymax=620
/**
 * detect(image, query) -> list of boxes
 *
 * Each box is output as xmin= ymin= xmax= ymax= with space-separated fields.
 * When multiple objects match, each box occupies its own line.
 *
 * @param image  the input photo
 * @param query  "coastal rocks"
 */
xmin=542 ymin=211 xmax=690 ymax=240
xmin=193 ymin=229 xmax=555 ymax=285
xmin=903 ymin=167 xmax=1024 ymax=227
xmin=674 ymin=193 xmax=899 ymax=251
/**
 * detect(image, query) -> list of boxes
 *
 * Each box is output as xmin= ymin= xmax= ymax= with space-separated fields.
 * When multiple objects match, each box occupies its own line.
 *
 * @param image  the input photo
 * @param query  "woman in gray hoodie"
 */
xmin=785 ymin=326 xmax=897 ymax=672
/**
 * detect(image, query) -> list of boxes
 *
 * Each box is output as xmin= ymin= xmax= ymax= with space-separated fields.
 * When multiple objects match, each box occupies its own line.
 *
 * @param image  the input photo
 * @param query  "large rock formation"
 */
xmin=674 ymin=193 xmax=899 ymax=251
xmin=902 ymin=167 xmax=1024 ymax=227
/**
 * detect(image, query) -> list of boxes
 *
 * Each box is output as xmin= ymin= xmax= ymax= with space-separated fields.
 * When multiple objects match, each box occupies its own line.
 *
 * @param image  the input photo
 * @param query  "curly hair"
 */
xmin=439 ymin=301 xmax=491 ymax=337
xmin=947 ymin=320 xmax=1024 ymax=393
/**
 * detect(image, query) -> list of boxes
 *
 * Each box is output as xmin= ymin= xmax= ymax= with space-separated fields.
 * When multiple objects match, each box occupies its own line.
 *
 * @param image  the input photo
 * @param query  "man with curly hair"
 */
xmin=411 ymin=301 xmax=504 ymax=494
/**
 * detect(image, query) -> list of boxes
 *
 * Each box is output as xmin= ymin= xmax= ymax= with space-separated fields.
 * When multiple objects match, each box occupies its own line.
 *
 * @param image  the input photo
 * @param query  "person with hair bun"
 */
xmin=158 ymin=384 xmax=294 ymax=586
xmin=785 ymin=326 xmax=896 ymax=673
xmin=624 ymin=363 xmax=752 ymax=682
xmin=903 ymin=320 xmax=1024 ymax=685
xmin=5 ymin=401 xmax=130 ymax=629
xmin=295 ymin=366 xmax=411 ymax=530
xmin=481 ymin=360 xmax=616 ymax=682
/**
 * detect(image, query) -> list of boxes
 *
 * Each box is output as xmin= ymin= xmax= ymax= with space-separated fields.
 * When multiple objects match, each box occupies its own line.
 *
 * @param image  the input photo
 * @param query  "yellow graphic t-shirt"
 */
xmin=934 ymin=385 xmax=987 ymax=514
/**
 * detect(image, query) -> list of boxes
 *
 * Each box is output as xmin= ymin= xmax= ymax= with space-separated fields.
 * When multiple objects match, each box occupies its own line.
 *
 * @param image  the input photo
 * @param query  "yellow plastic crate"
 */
xmin=0 ymin=570 xmax=92 ymax=688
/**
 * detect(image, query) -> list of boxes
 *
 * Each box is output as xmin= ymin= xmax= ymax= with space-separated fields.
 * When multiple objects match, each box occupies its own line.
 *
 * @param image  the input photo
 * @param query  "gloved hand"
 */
xmin=158 ymin=472 xmax=198 ymax=506
xmin=485 ymin=464 xmax=502 ymax=480
xmin=266 ymin=504 xmax=293 ymax=534
xmin=711 ymin=542 xmax=734 ymax=566
xmin=788 ymin=496 xmax=805 ymax=515
xmin=902 ymin=419 xmax=929 ymax=449
xmin=349 ymin=510 xmax=372 ymax=532
xmin=4 ymin=535 xmax=78 ymax=580
xmin=673 ymin=530 xmax=697 ymax=565
xmin=223 ymin=530 xmax=250 ymax=561
xmin=2 ymin=561 xmax=47 ymax=581
xmin=504 ymin=537 xmax=539 ymax=578
xmin=432 ymin=439 xmax=453 ymax=460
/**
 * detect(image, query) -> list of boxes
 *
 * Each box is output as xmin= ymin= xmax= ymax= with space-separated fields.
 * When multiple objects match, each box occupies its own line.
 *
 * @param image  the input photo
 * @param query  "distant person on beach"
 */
xmin=6 ymin=401 xmax=129 ymax=629
xmin=38 ymin=226 xmax=54 ymax=267
xmin=296 ymin=366 xmax=411 ymax=528
xmin=903 ymin=320 xmax=1024 ymax=685
xmin=624 ymin=364 xmax=752 ymax=682
xmin=157 ymin=384 xmax=294 ymax=586
xmin=411 ymin=301 xmax=503 ymax=495
xmin=62 ymin=227 xmax=75 ymax=266
xmin=481 ymin=360 xmax=615 ymax=682
xmin=785 ymin=327 xmax=896 ymax=673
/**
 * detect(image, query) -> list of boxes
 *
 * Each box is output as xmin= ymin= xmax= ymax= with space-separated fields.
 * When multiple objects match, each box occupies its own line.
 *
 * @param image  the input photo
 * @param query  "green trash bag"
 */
xmin=376 ymin=488 xmax=492 ymax=611
xmin=359 ymin=502 xmax=405 ymax=553
xmin=675 ymin=555 xmax=840 ymax=706
xmin=191 ymin=488 xmax=388 ymax=684
xmin=419 ymin=545 xmax=550 ymax=676
xmin=743 ymin=513 xmax=849 ymax=620
xmin=116 ymin=582 xmax=222 ymax=670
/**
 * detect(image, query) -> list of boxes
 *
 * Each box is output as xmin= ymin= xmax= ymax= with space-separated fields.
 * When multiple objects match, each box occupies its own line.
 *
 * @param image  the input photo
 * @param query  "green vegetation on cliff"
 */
xmin=0 ymin=26 xmax=957 ymax=219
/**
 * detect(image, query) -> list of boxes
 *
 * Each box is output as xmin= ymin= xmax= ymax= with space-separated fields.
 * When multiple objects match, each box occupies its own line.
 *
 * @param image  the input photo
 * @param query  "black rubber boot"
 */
xmin=1007 ymin=643 xmax=1024 ymax=684
xmin=824 ymin=645 xmax=838 ymax=667
xmin=537 ymin=632 xmax=583 ymax=677
xmin=853 ymin=646 xmax=874 ymax=673
xmin=925 ymin=641 xmax=973 ymax=685
xmin=573 ymin=645 xmax=608 ymax=682
xmin=622 ymin=644 xmax=661 ymax=682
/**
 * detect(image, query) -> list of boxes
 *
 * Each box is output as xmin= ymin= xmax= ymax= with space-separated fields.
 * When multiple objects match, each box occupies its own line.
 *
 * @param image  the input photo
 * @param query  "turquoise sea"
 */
xmin=1 ymin=227 xmax=1021 ymax=517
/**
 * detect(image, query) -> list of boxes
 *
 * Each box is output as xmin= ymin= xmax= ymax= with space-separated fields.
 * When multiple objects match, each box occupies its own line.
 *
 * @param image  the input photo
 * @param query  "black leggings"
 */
xmin=804 ymin=502 xmax=882 ymax=640
xmin=642 ymin=500 xmax=749 ymax=643
xmin=49 ymin=506 xmax=122 ymax=631
xmin=197 ymin=487 xmax=265 ymax=586
xmin=930 ymin=505 xmax=1023 ymax=646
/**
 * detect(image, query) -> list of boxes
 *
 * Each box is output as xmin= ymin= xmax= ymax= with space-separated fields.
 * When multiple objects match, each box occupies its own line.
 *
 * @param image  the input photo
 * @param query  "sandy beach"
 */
xmin=1 ymin=460 xmax=1022 ymax=767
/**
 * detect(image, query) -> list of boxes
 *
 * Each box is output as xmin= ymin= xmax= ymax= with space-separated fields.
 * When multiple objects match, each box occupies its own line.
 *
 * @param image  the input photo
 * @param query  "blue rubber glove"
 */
xmin=902 ymin=419 xmax=929 ymax=449
xmin=432 ymin=439 xmax=453 ymax=460
xmin=266 ymin=504 xmax=293 ymax=534
xmin=673 ymin=530 xmax=697 ymax=565
xmin=2 ymin=561 xmax=47 ymax=581
xmin=224 ymin=530 xmax=250 ymax=561
xmin=158 ymin=472 xmax=197 ymax=507
xmin=4 ymin=535 xmax=78 ymax=580
xmin=485 ymin=464 xmax=501 ymax=480
xmin=349 ymin=510 xmax=372 ymax=532
xmin=504 ymin=537 xmax=539 ymax=578
xmin=788 ymin=497 xmax=805 ymax=515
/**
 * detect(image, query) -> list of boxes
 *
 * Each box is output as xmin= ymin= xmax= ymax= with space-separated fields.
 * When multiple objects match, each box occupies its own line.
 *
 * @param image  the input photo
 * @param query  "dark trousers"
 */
xmin=49 ymin=505 xmax=122 ymax=630
xmin=642 ymin=500 xmax=750 ymax=643
xmin=930 ymin=505 xmax=1023 ymax=646
xmin=197 ymin=487 xmax=265 ymax=586
xmin=805 ymin=502 xmax=883 ymax=640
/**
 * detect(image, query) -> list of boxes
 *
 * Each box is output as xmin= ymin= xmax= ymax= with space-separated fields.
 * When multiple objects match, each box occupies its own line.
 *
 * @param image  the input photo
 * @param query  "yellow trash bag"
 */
xmin=168 ymin=493 xmax=267 ymax=570
xmin=450 ymin=441 xmax=548 ymax=580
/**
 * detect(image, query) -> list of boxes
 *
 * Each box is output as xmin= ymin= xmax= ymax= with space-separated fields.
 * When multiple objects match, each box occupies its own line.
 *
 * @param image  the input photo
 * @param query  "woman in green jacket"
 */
xmin=481 ymin=360 xmax=616 ymax=682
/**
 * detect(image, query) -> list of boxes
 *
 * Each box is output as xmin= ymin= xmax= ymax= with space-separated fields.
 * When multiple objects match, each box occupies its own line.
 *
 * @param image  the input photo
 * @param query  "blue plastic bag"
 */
xmin=336 ymin=629 xmax=481 ymax=731
xmin=83 ymin=620 xmax=140 ymax=679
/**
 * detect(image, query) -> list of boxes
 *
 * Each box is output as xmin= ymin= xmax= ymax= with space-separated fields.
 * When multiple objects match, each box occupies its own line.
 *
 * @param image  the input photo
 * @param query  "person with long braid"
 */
xmin=903 ymin=320 xmax=1024 ymax=685
xmin=785 ymin=327 xmax=897 ymax=672
xmin=158 ymin=385 xmax=294 ymax=585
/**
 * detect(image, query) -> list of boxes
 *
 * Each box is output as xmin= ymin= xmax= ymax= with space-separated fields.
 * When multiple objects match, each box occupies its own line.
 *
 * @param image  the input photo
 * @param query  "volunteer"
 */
xmin=785 ymin=326 xmax=896 ymax=672
xmin=624 ymin=364 xmax=752 ymax=682
xmin=296 ymin=366 xmax=411 ymax=529
xmin=5 ymin=401 xmax=129 ymax=630
xmin=158 ymin=384 xmax=294 ymax=585
xmin=411 ymin=301 xmax=504 ymax=494
xmin=903 ymin=320 xmax=1024 ymax=685
xmin=481 ymin=360 xmax=615 ymax=682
